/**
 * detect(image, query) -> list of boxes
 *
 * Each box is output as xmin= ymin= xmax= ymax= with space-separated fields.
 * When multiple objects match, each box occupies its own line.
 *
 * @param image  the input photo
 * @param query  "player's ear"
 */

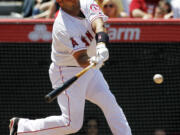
xmin=56 ymin=0 xmax=61 ymax=4
xmin=56 ymin=0 xmax=63 ymax=6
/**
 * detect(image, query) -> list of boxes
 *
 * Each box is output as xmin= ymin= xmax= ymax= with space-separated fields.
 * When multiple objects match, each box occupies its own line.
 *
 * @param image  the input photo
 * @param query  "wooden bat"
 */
xmin=45 ymin=63 xmax=95 ymax=103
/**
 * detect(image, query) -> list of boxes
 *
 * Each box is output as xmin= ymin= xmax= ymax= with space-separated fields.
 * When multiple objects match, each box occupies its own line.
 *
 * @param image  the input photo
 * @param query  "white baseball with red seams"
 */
xmin=17 ymin=0 xmax=132 ymax=135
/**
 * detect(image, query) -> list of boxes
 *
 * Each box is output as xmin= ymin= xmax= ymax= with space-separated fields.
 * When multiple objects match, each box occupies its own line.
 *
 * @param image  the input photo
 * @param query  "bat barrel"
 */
xmin=45 ymin=95 xmax=53 ymax=103
xmin=45 ymin=87 xmax=61 ymax=103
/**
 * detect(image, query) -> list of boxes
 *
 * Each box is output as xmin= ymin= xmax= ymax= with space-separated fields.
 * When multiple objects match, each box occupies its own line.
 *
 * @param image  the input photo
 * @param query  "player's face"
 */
xmin=99 ymin=0 xmax=104 ymax=3
xmin=57 ymin=0 xmax=80 ymax=12
xmin=57 ymin=0 xmax=79 ymax=7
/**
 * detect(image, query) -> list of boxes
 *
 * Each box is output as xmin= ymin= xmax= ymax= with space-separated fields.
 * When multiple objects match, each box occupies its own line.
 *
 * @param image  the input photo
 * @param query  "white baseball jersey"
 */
xmin=51 ymin=0 xmax=108 ymax=66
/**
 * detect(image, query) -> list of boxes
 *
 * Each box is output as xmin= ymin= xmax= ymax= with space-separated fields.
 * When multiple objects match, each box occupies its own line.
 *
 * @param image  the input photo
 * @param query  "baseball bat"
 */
xmin=45 ymin=63 xmax=95 ymax=103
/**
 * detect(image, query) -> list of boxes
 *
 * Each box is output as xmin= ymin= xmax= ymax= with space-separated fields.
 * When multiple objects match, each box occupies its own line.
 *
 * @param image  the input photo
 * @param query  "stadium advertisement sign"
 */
xmin=0 ymin=19 xmax=180 ymax=43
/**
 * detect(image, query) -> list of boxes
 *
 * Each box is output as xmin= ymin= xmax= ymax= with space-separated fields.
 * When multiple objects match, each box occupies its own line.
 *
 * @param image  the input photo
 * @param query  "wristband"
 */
xmin=95 ymin=32 xmax=109 ymax=45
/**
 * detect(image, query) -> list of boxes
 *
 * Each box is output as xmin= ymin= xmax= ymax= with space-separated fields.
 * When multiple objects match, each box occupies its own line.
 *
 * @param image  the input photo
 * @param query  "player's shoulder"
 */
xmin=80 ymin=0 xmax=96 ymax=9
xmin=80 ymin=0 xmax=101 ymax=15
xmin=54 ymin=15 xmax=64 ymax=29
xmin=53 ymin=15 xmax=79 ymax=38
xmin=53 ymin=16 xmax=67 ymax=35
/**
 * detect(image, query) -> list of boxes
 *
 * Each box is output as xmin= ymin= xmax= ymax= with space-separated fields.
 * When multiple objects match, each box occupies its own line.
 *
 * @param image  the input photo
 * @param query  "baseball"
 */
xmin=153 ymin=74 xmax=164 ymax=84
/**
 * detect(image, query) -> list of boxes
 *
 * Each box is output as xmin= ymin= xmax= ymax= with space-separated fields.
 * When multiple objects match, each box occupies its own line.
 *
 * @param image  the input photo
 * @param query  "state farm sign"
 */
xmin=29 ymin=24 xmax=52 ymax=42
xmin=1 ymin=19 xmax=180 ymax=43
xmin=108 ymin=27 xmax=141 ymax=41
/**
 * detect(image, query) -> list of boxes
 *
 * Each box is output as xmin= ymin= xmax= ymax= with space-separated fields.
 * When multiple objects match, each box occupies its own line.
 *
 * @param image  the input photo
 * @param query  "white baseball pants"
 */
xmin=17 ymin=63 xmax=132 ymax=135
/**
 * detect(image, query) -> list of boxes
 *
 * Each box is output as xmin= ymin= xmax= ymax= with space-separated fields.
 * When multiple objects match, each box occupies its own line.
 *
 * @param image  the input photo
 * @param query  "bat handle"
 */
xmin=76 ymin=63 xmax=95 ymax=77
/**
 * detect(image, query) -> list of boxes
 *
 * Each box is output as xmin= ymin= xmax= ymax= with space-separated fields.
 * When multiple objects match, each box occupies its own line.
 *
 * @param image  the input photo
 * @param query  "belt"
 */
xmin=66 ymin=66 xmax=79 ymax=67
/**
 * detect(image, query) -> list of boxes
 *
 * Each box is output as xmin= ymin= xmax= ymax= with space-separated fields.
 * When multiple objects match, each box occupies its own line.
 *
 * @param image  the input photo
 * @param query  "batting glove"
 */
xmin=90 ymin=56 xmax=104 ymax=69
xmin=96 ymin=42 xmax=109 ymax=62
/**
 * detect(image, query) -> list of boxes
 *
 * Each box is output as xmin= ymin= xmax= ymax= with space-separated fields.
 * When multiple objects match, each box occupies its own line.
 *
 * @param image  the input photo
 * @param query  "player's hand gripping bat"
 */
xmin=45 ymin=63 xmax=95 ymax=103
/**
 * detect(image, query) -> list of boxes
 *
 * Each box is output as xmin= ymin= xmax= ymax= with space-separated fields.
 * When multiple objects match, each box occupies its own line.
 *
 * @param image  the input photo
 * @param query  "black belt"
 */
xmin=66 ymin=66 xmax=79 ymax=67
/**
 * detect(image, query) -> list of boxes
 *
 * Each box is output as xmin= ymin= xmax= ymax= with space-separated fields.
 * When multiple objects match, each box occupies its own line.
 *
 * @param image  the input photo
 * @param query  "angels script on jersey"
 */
xmin=70 ymin=30 xmax=94 ymax=48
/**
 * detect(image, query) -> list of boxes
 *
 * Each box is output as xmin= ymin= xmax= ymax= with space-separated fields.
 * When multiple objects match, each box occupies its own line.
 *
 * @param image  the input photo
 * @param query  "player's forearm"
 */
xmin=77 ymin=55 xmax=90 ymax=68
xmin=92 ymin=18 xmax=108 ymax=48
xmin=91 ymin=18 xmax=109 ymax=65
xmin=91 ymin=18 xmax=106 ymax=33
xmin=73 ymin=50 xmax=90 ymax=68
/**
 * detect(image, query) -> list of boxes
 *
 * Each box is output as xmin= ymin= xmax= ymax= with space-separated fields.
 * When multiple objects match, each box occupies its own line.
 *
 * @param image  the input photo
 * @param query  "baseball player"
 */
xmin=9 ymin=0 xmax=132 ymax=135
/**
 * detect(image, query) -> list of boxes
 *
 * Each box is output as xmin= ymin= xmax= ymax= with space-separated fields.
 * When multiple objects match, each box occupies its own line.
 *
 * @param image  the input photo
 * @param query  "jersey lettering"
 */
xmin=70 ymin=37 xmax=78 ymax=48
xmin=86 ymin=31 xmax=93 ymax=41
xmin=90 ymin=4 xmax=100 ymax=12
xmin=81 ymin=36 xmax=90 ymax=47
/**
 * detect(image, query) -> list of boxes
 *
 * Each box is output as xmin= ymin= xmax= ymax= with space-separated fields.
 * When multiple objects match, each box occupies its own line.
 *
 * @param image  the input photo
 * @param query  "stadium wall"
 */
xmin=0 ymin=19 xmax=180 ymax=135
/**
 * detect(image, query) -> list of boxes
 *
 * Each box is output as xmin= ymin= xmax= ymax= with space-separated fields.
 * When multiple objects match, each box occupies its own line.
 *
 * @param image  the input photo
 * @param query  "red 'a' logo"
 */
xmin=86 ymin=31 xmax=93 ymax=41
xmin=70 ymin=37 xmax=78 ymax=48
xmin=81 ymin=36 xmax=90 ymax=47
